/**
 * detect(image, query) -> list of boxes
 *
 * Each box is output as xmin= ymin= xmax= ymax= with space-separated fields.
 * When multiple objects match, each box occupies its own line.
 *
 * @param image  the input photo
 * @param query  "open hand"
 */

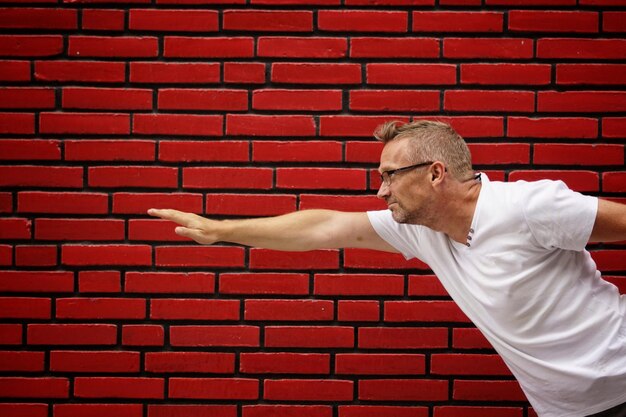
xmin=147 ymin=208 xmax=222 ymax=245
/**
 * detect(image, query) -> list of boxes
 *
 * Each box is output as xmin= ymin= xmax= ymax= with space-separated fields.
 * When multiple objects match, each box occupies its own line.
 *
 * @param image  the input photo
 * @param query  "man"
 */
xmin=149 ymin=120 xmax=626 ymax=417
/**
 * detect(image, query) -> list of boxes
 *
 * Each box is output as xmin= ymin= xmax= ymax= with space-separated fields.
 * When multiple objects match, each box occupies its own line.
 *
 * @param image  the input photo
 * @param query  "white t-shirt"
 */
xmin=367 ymin=174 xmax=626 ymax=417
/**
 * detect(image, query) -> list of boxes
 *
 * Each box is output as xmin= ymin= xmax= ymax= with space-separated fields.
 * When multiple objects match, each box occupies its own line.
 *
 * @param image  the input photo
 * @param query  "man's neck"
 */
xmin=429 ymin=178 xmax=482 ymax=245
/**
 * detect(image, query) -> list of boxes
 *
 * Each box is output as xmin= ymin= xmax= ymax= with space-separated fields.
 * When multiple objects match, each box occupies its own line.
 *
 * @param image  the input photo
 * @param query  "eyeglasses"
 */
xmin=379 ymin=161 xmax=433 ymax=186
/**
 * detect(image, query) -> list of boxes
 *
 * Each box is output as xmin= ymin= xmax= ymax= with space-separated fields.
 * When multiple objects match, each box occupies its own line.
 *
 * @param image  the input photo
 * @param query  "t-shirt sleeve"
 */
xmin=522 ymin=180 xmax=598 ymax=251
xmin=366 ymin=210 xmax=421 ymax=260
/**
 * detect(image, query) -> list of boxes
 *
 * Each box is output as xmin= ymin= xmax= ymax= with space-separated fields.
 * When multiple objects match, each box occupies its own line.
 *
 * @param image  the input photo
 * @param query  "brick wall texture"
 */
xmin=1 ymin=1 xmax=625 ymax=417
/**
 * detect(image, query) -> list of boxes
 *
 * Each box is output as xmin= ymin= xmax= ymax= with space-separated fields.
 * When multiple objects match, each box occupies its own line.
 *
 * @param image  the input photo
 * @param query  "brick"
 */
xmin=272 ymin=63 xmax=360 ymax=84
xmin=592 ymin=250 xmax=626 ymax=271
xmin=113 ymin=192 xmax=202 ymax=214
xmin=453 ymin=380 xmax=527 ymax=401
xmin=28 ymin=324 xmax=117 ymax=346
xmin=0 ymin=351 xmax=44 ymax=372
xmin=314 ymin=274 xmax=404 ymax=296
xmin=74 ymin=377 xmax=164 ymax=399
xmin=537 ymin=38 xmax=626 ymax=60
xmin=0 ymin=8 xmax=76 ymax=29
xmin=358 ymin=327 xmax=448 ymax=349
xmin=0 ymin=324 xmax=21 ymax=345
xmin=299 ymin=195 xmax=385 ymax=211
xmin=445 ymin=90 xmax=534 ymax=112
xmin=244 ymin=405 xmax=331 ymax=417
xmin=488 ymin=0 xmax=574 ymax=3
xmin=0 ymin=87 xmax=54 ymax=109
xmin=320 ymin=115 xmax=410 ymax=137
xmin=55 ymin=404 xmax=143 ymax=417
xmin=0 ymin=35 xmax=62 ymax=57
xmin=343 ymin=142 xmax=382 ymax=163
xmin=367 ymin=64 xmax=456 ymax=85
xmin=603 ymin=172 xmax=626 ymax=192
xmin=62 ymin=87 xmax=152 ymax=110
xmin=340 ymin=406 xmax=429 ymax=417
xmin=151 ymin=299 xmax=239 ymax=320
xmin=469 ymin=143 xmax=530 ymax=165
xmin=452 ymin=327 xmax=493 ymax=349
xmin=0 ymin=404 xmax=47 ymax=417
xmin=82 ymin=9 xmax=125 ymax=31
xmin=0 ymin=113 xmax=34 ymax=134
xmin=508 ymin=117 xmax=598 ymax=138
xmin=88 ymin=166 xmax=178 ymax=188
xmin=131 ymin=62 xmax=219 ymax=84
xmin=169 ymin=378 xmax=258 ymax=400
xmin=69 ymin=36 xmax=158 ymax=58
xmin=62 ymin=244 xmax=152 ymax=266
xmin=56 ymin=298 xmax=145 ymax=320
xmin=122 ymin=325 xmax=164 ymax=347
xmin=351 ymin=37 xmax=438 ymax=58
xmin=385 ymin=301 xmax=470 ymax=323
xmin=149 ymin=405 xmax=237 ymax=417
xmin=534 ymin=144 xmax=623 ymax=165
xmin=65 ymin=140 xmax=155 ymax=162
xmin=0 ymin=166 xmax=83 ymax=188
xmin=129 ymin=219 xmax=194 ymax=242
xmin=40 ymin=112 xmax=130 ymax=135
xmin=0 ymin=245 xmax=12 ymax=266
xmin=318 ymin=10 xmax=407 ymax=32
xmin=337 ymin=300 xmax=380 ymax=322
xmin=444 ymin=38 xmax=533 ymax=59
xmin=257 ymin=36 xmax=347 ymax=58
xmin=184 ymin=167 xmax=273 ymax=189
xmin=0 ymin=218 xmax=31 ymax=239
xmin=207 ymin=194 xmax=296 ymax=216
xmin=0 ymin=378 xmax=68 ymax=399
xmin=252 ymin=0 xmax=338 ymax=3
xmin=35 ymin=218 xmax=124 ymax=241
xmin=78 ymin=271 xmax=121 ymax=293
xmin=413 ymin=11 xmax=502 ymax=32
xmin=408 ymin=275 xmax=449 ymax=296
xmin=133 ymin=114 xmax=223 ymax=136
xmin=556 ymin=64 xmax=626 ymax=85
xmin=223 ymin=10 xmax=312 ymax=32
xmin=250 ymin=249 xmax=339 ymax=270
xmin=245 ymin=299 xmax=333 ymax=321
xmin=164 ymin=36 xmax=254 ymax=58
xmin=265 ymin=379 xmax=352 ymax=401
xmin=277 ymin=168 xmax=366 ymax=190
xmin=18 ymin=192 xmax=108 ymax=214
xmin=346 ymin=0 xmax=431 ymax=2
xmin=50 ymin=351 xmax=139 ymax=373
xmin=160 ymin=141 xmax=248 ymax=163
xmin=431 ymin=354 xmax=510 ymax=376
xmin=538 ymin=91 xmax=626 ymax=112
xmin=155 ymin=246 xmax=245 ymax=268
xmin=224 ymin=62 xmax=265 ymax=84
xmin=253 ymin=89 xmax=342 ymax=111
xmin=359 ymin=379 xmax=448 ymax=401
xmin=508 ymin=170 xmax=599 ymax=192
xmin=344 ymin=249 xmax=429 ymax=270
xmin=158 ymin=89 xmax=248 ymax=111
xmin=350 ymin=89 xmax=440 ymax=112
xmin=265 ymin=326 xmax=354 ymax=348
xmin=130 ymin=9 xmax=218 ymax=31
xmin=461 ymin=63 xmax=550 ymax=85
xmin=434 ymin=406 xmax=523 ymax=417
xmin=604 ymin=12 xmax=626 ymax=32
xmin=227 ymin=114 xmax=316 ymax=136
xmin=170 ymin=325 xmax=259 ymax=347
xmin=422 ymin=117 xmax=503 ymax=138
xmin=0 ymin=139 xmax=60 ymax=160
xmin=240 ymin=353 xmax=329 ymax=374
xmin=0 ymin=60 xmax=30 ymax=81
xmin=15 ymin=245 xmax=57 ymax=267
xmin=603 ymin=117 xmax=626 ymax=138
xmin=219 ymin=273 xmax=309 ymax=295
xmin=0 ymin=192 xmax=11 ymax=213
xmin=126 ymin=272 xmax=214 ymax=294
xmin=336 ymin=353 xmax=425 ymax=375
xmin=145 ymin=352 xmax=234 ymax=373
xmin=35 ymin=60 xmax=125 ymax=83
xmin=509 ymin=10 xmax=597 ymax=33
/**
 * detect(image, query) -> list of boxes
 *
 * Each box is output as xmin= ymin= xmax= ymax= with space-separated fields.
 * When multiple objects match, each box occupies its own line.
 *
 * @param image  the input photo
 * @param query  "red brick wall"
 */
xmin=1 ymin=1 xmax=625 ymax=417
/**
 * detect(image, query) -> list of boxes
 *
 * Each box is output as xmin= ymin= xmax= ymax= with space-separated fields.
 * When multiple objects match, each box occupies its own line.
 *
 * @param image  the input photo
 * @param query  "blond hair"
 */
xmin=374 ymin=120 xmax=473 ymax=181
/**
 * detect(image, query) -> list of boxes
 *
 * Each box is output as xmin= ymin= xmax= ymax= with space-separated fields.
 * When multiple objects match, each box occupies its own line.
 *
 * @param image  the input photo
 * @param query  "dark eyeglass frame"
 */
xmin=379 ymin=161 xmax=434 ymax=186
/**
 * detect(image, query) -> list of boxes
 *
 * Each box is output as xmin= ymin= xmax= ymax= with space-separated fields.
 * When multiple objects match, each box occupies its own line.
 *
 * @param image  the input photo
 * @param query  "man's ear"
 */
xmin=430 ymin=161 xmax=446 ymax=184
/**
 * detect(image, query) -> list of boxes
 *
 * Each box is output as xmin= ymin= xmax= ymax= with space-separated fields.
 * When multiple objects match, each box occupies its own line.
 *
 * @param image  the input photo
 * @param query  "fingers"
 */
xmin=147 ymin=208 xmax=194 ymax=227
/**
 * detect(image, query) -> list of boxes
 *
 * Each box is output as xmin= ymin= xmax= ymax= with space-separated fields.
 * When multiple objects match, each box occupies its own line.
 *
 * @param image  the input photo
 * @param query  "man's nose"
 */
xmin=377 ymin=181 xmax=390 ymax=199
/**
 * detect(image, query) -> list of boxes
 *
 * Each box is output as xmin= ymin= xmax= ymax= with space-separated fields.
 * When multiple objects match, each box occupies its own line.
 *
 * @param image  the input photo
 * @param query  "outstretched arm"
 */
xmin=147 ymin=208 xmax=399 ymax=253
xmin=589 ymin=199 xmax=626 ymax=243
